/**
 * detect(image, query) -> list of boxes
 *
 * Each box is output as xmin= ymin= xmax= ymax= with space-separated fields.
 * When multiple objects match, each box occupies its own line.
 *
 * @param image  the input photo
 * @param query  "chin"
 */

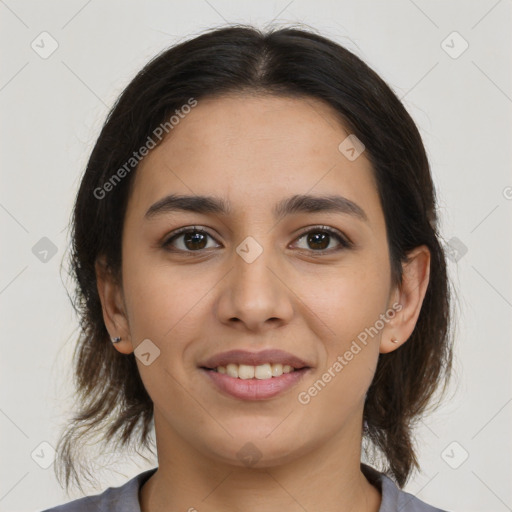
xmin=203 ymin=430 xmax=311 ymax=469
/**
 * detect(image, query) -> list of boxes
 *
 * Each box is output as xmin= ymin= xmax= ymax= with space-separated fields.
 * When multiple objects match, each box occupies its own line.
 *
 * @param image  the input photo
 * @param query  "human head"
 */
xmin=56 ymin=24 xmax=452 ymax=492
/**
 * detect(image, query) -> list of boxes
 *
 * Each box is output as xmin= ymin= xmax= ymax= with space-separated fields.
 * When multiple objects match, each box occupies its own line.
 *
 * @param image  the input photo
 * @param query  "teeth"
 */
xmin=238 ymin=364 xmax=254 ymax=380
xmin=255 ymin=363 xmax=272 ymax=379
xmin=272 ymin=363 xmax=283 ymax=377
xmin=215 ymin=363 xmax=295 ymax=379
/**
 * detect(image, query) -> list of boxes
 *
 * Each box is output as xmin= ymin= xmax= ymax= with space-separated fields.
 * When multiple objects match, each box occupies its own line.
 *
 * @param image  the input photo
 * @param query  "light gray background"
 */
xmin=1 ymin=1 xmax=511 ymax=511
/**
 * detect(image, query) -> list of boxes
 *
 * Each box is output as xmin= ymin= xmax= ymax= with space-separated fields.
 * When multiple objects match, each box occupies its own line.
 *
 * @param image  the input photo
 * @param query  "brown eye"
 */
xmin=293 ymin=227 xmax=351 ymax=253
xmin=306 ymin=232 xmax=330 ymax=250
xmin=181 ymin=231 xmax=208 ymax=250
xmin=163 ymin=227 xmax=219 ymax=252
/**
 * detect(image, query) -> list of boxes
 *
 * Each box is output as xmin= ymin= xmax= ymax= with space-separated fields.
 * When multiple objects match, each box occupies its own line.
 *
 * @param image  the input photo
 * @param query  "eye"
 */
xmin=162 ymin=226 xmax=220 ymax=252
xmin=292 ymin=226 xmax=352 ymax=253
xmin=162 ymin=225 xmax=352 ymax=254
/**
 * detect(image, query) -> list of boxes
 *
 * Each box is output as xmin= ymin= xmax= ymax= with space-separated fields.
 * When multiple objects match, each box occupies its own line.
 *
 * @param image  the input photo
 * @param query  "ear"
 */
xmin=95 ymin=255 xmax=134 ymax=355
xmin=380 ymin=245 xmax=431 ymax=354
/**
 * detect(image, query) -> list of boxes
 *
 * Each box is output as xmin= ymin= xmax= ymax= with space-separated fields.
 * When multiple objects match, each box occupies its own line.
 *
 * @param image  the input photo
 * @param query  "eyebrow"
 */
xmin=144 ymin=193 xmax=368 ymax=223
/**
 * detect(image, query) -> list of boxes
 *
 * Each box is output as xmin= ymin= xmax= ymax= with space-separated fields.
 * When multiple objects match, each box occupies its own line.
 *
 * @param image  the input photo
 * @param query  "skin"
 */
xmin=96 ymin=94 xmax=430 ymax=512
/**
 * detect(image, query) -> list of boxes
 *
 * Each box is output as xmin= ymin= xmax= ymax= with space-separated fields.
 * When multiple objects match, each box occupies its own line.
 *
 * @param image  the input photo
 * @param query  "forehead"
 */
xmin=144 ymin=94 xmax=354 ymax=170
xmin=127 ymin=94 xmax=382 ymax=226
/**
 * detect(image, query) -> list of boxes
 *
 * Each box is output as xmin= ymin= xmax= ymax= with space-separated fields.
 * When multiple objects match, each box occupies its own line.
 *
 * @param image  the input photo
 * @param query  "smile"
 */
xmin=200 ymin=366 xmax=311 ymax=400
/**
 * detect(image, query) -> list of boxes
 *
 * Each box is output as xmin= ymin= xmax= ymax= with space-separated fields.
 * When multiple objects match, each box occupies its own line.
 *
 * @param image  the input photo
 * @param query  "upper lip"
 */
xmin=200 ymin=349 xmax=311 ymax=370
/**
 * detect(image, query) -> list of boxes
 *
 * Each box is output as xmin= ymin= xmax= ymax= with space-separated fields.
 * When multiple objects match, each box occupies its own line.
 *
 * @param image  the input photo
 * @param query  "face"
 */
xmin=102 ymin=94 xmax=415 ymax=467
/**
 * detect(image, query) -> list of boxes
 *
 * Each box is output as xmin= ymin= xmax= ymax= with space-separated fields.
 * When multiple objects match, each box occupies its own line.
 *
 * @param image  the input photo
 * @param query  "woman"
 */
xmin=43 ymin=24 xmax=453 ymax=512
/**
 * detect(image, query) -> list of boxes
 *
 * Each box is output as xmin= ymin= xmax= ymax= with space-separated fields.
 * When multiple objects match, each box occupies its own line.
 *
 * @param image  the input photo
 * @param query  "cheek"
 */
xmin=120 ymin=250 xmax=210 ymax=403
xmin=305 ymin=251 xmax=391 ymax=345
xmin=121 ymin=246 xmax=221 ymax=352
xmin=296 ymin=261 xmax=388 ymax=414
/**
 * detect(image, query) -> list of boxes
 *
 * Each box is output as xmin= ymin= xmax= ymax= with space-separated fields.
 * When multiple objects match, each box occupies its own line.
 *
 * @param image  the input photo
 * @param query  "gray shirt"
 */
xmin=41 ymin=463 xmax=449 ymax=511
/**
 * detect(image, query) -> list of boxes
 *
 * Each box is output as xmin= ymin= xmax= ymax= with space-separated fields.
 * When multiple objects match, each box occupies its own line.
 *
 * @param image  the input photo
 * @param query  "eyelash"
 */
xmin=161 ymin=225 xmax=353 ymax=255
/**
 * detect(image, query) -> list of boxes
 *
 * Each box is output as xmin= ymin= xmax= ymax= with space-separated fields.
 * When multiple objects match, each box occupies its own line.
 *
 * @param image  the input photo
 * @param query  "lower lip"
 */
xmin=200 ymin=368 xmax=310 ymax=400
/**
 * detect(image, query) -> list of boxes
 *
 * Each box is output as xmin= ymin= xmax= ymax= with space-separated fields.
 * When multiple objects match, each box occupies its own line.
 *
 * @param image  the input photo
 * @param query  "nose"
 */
xmin=215 ymin=239 xmax=294 ymax=332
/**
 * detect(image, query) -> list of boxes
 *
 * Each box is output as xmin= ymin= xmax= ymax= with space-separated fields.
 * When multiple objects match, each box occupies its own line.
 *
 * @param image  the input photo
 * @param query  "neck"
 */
xmin=140 ymin=410 xmax=381 ymax=512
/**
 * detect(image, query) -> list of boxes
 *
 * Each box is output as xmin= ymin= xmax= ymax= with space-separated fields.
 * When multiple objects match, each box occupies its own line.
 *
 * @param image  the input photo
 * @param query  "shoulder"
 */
xmin=40 ymin=467 xmax=158 ymax=512
xmin=391 ymin=483 xmax=449 ymax=512
xmin=361 ymin=463 xmax=450 ymax=512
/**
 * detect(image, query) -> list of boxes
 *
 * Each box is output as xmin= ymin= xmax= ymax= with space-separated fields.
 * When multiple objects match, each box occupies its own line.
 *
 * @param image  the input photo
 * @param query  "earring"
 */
xmin=111 ymin=336 xmax=122 ymax=344
xmin=391 ymin=337 xmax=399 ymax=344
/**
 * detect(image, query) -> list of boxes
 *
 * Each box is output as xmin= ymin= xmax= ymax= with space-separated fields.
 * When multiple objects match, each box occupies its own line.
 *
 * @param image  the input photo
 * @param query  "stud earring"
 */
xmin=111 ymin=336 xmax=122 ymax=343
xmin=391 ymin=337 xmax=399 ymax=344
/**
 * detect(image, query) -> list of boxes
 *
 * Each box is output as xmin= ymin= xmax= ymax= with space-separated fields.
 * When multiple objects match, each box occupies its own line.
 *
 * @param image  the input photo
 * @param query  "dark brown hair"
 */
xmin=55 ymin=23 xmax=454 ymax=493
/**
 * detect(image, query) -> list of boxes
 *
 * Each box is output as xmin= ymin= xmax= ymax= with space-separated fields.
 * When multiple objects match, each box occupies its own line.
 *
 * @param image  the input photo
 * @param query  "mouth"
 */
xmin=198 ymin=349 xmax=312 ymax=400
xmin=200 ymin=366 xmax=311 ymax=400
